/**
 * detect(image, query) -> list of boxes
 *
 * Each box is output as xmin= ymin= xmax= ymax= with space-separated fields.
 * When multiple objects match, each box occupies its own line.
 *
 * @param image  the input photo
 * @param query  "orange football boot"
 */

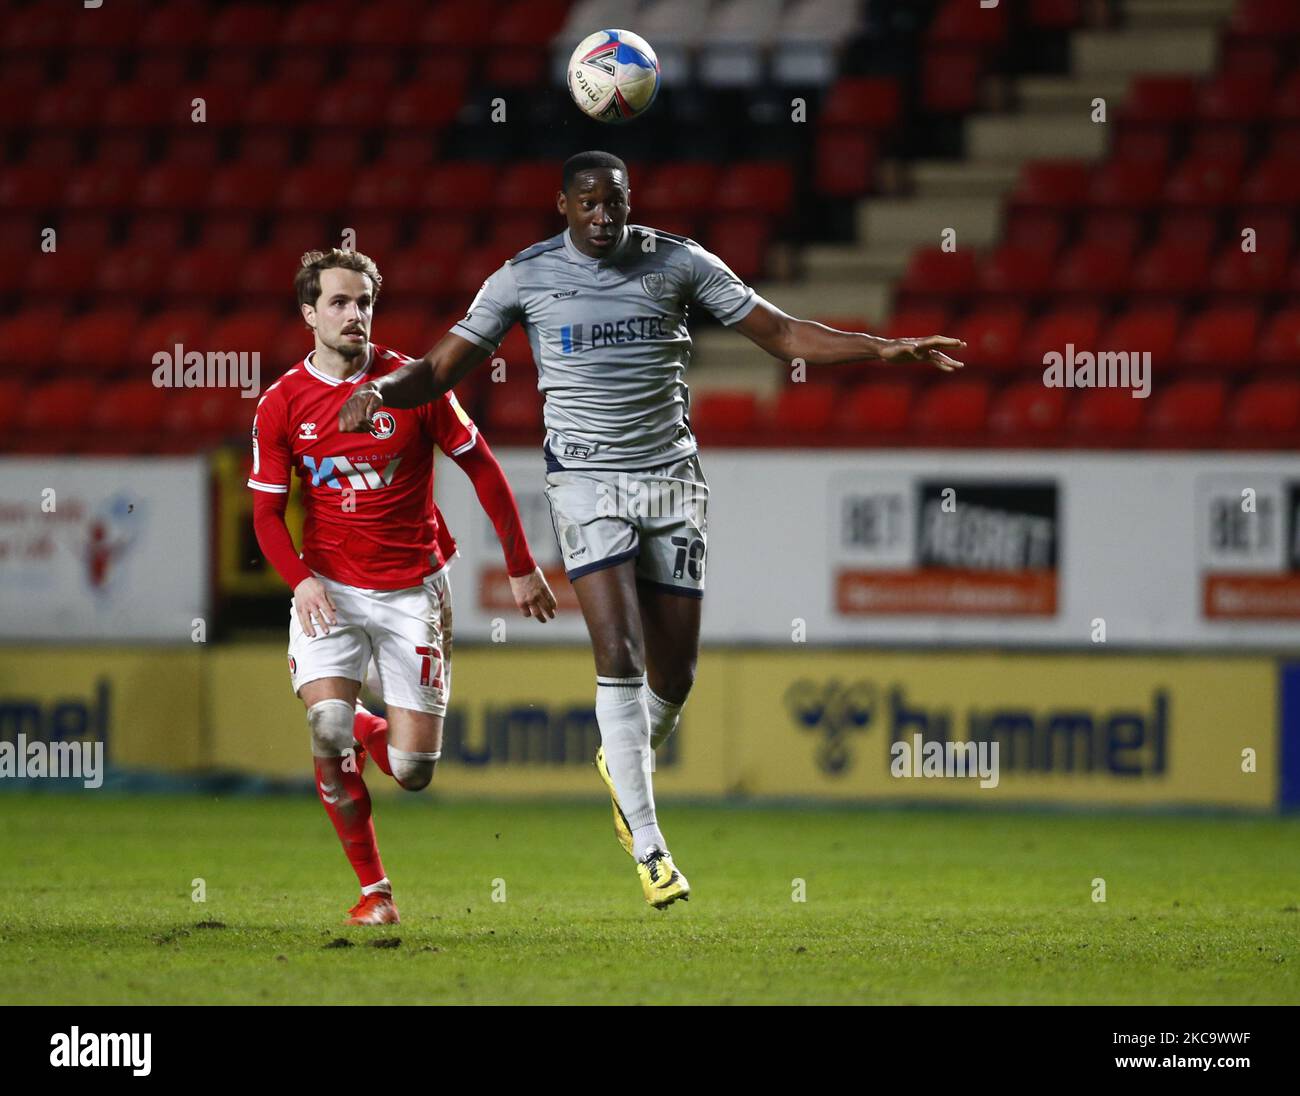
xmin=346 ymin=891 xmax=400 ymax=925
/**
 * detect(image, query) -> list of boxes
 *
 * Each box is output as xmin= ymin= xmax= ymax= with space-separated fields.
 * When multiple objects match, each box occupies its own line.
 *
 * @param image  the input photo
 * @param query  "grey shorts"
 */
xmin=544 ymin=453 xmax=709 ymax=598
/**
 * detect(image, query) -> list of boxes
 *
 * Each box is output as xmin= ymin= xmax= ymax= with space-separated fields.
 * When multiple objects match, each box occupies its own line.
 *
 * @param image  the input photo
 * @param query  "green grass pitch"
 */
xmin=1 ymin=794 xmax=1297 ymax=1005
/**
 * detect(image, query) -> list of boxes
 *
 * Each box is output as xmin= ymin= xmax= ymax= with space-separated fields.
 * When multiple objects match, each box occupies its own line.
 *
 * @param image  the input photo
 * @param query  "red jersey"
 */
xmin=247 ymin=342 xmax=477 ymax=590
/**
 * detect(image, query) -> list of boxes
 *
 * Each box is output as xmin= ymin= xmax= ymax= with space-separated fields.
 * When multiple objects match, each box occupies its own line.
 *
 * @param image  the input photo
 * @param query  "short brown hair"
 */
xmin=295 ymin=248 xmax=383 ymax=309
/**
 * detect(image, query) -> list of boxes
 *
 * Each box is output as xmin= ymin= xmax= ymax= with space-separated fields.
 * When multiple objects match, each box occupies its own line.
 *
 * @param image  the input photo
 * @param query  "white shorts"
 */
xmin=288 ymin=570 xmax=452 ymax=716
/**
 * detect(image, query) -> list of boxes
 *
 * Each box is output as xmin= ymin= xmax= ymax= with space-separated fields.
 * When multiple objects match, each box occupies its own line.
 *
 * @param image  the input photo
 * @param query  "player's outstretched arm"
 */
xmin=338 ymin=332 xmax=490 ymax=432
xmin=732 ymin=298 xmax=966 ymax=372
xmin=448 ymin=436 xmax=558 ymax=623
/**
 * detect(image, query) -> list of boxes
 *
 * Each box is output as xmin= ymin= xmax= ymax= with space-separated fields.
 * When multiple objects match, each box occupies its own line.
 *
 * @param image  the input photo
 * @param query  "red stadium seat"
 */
xmin=1209 ymin=242 xmax=1291 ymax=295
xmin=208 ymin=310 xmax=285 ymax=359
xmin=483 ymin=379 xmax=545 ymax=440
xmin=422 ymin=162 xmax=498 ymax=215
xmin=63 ymin=164 xmax=140 ymax=211
xmin=1239 ymin=156 xmax=1300 ymax=205
xmin=385 ymin=78 xmax=467 ymax=131
xmin=1188 ymin=125 xmax=1250 ymax=167
xmin=715 ymin=163 xmax=794 ymax=217
xmin=88 ymin=380 xmax=173 ymax=436
xmin=921 ymin=47 xmax=986 ymax=114
xmin=819 ymin=77 xmax=901 ymax=129
xmin=0 ymin=308 xmax=69 ymax=363
xmin=1153 ymin=210 xmax=1219 ymax=251
xmin=705 ymin=217 xmax=771 ymax=284
xmin=1000 ymin=209 xmax=1068 ymax=257
xmin=56 ymin=308 xmax=141 ymax=374
xmin=136 ymin=163 xmax=213 ymax=211
xmin=883 ymin=307 xmax=952 ymax=341
xmin=1228 ymin=379 xmax=1300 ymax=445
xmin=898 ymin=248 xmax=978 ymax=299
xmin=314 ymin=81 xmax=393 ymax=130
xmin=130 ymin=308 xmax=214 ymax=365
xmin=33 ymin=83 xmax=100 ymax=130
xmin=690 ymin=391 xmax=761 ymax=442
xmin=375 ymin=249 xmax=454 ymax=306
xmin=26 ymin=250 xmax=99 ymax=296
xmin=927 ymin=0 xmax=1008 ymax=45
xmin=1148 ymin=379 xmax=1226 ymax=444
xmin=208 ymin=161 xmax=282 ymax=212
xmin=208 ymin=2 xmax=281 ymax=47
xmin=834 ymin=381 xmax=914 ymax=438
xmin=1120 ymin=76 xmax=1199 ymax=125
xmin=1130 ymin=239 xmax=1211 ymax=296
xmin=952 ymin=306 xmax=1028 ymax=372
xmin=1255 ymin=307 xmax=1300 ymax=369
xmin=350 ymin=163 xmax=425 ymax=212
xmin=1068 ymin=388 xmax=1146 ymax=445
xmin=1197 ymin=73 xmax=1274 ymax=123
xmin=1162 ymin=155 xmax=1242 ymax=207
xmin=418 ymin=2 xmax=497 ymax=48
xmin=1088 ymin=159 xmax=1166 ymax=209
xmin=266 ymin=215 xmax=336 ymax=254
xmin=353 ymin=0 xmax=428 ymax=47
xmin=192 ymin=214 xmax=259 ymax=255
xmin=988 ymin=380 xmax=1066 ymax=444
xmin=276 ymin=164 xmax=356 ymax=214
xmin=637 ymin=163 xmax=722 ymax=217
xmin=138 ymin=1 xmax=209 ymax=49
xmin=237 ymin=248 xmax=309 ymax=301
xmin=96 ymin=249 xmax=169 ymax=298
xmin=772 ymin=384 xmax=839 ymax=437
xmin=1173 ymin=305 xmax=1261 ymax=373
xmin=1050 ymin=241 xmax=1133 ymax=297
xmin=495 ymin=161 xmax=566 ymax=215
xmin=271 ymin=319 xmax=314 ymax=368
xmin=57 ymin=213 xmax=115 ymax=252
xmin=911 ymin=380 xmax=990 ymax=442
xmin=484 ymin=214 xmax=557 ymax=256
xmin=410 ymin=216 xmax=477 ymax=256
xmin=20 ymin=379 xmax=100 ymax=432
xmin=1100 ymin=306 xmax=1182 ymax=367
xmin=976 ymin=245 xmax=1055 ymax=299
xmin=1230 ymin=0 xmax=1300 ymax=37
xmin=167 ymin=247 xmax=241 ymax=297
xmin=1077 ymin=211 xmax=1146 ymax=252
xmin=101 ymin=82 xmax=183 ymax=130
xmin=816 ymin=129 xmax=878 ymax=197
xmin=243 ymin=82 xmax=319 ymax=129
xmin=1030 ymin=0 xmax=1083 ymax=28
xmin=1021 ymin=307 xmax=1104 ymax=369
xmin=0 ymin=166 xmax=66 ymax=210
xmin=371 ymin=309 xmax=440 ymax=359
xmin=280 ymin=0 xmax=351 ymax=47
xmin=1010 ymin=160 xmax=1091 ymax=209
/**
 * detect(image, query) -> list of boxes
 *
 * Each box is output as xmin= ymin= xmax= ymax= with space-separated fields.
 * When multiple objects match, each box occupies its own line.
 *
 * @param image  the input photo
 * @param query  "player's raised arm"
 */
xmin=338 ymin=331 xmax=489 ymax=432
xmin=732 ymin=297 xmax=966 ymax=373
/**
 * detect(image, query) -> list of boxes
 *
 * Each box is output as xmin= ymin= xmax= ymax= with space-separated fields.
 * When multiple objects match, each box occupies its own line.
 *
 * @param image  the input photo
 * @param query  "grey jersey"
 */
xmin=450 ymin=225 xmax=758 ymax=471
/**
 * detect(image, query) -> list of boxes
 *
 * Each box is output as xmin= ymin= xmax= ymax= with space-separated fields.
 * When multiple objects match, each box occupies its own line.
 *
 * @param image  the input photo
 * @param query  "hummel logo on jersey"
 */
xmin=302 ymin=454 xmax=402 ymax=490
xmin=299 ymin=422 xmax=319 ymax=440
xmin=552 ymin=289 xmax=578 ymax=299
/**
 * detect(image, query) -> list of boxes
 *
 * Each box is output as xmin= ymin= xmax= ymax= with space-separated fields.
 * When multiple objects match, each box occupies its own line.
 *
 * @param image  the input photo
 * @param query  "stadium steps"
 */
xmin=683 ymin=333 xmax=784 ymax=392
xmin=1124 ymin=0 xmax=1238 ymax=29
xmin=1071 ymin=28 xmax=1220 ymax=77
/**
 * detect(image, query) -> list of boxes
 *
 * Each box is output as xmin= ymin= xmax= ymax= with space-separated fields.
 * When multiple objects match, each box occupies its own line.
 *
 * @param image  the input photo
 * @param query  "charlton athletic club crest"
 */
xmin=641 ymin=272 xmax=666 ymax=299
xmin=369 ymin=411 xmax=397 ymax=440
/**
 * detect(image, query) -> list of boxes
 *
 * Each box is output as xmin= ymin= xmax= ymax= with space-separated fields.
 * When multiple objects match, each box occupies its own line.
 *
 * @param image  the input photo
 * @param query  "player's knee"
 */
xmin=389 ymin=747 xmax=439 ymax=791
xmin=593 ymin=636 xmax=643 ymax=679
xmin=307 ymin=698 xmax=356 ymax=757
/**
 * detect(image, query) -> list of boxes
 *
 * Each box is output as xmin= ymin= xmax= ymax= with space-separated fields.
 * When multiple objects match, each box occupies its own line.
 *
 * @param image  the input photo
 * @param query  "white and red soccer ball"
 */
xmin=566 ymin=29 xmax=661 ymax=124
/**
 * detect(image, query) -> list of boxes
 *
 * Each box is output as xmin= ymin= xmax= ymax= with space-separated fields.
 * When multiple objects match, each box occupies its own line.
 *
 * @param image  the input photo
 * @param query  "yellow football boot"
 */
xmin=637 ymin=848 xmax=690 ymax=909
xmin=594 ymin=746 xmax=635 ymax=857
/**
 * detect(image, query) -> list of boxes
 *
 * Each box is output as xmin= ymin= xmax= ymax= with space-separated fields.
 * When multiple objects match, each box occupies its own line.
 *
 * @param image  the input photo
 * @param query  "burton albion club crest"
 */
xmin=641 ymin=272 xmax=666 ymax=299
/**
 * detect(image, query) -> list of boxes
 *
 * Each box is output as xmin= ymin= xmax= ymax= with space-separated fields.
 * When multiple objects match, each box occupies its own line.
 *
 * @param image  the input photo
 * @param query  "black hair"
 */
xmin=562 ymin=150 xmax=629 ymax=192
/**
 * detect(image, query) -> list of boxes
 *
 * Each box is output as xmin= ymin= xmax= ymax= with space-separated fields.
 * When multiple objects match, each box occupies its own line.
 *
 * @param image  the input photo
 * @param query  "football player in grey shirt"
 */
xmin=340 ymin=150 xmax=965 ymax=908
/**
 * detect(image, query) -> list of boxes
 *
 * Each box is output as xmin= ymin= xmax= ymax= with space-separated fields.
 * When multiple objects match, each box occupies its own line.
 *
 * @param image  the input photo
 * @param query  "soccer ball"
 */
xmin=566 ymin=29 xmax=661 ymax=124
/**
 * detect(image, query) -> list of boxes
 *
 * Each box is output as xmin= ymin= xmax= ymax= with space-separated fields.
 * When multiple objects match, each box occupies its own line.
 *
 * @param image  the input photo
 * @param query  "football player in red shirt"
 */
xmin=250 ymin=249 xmax=556 ymax=925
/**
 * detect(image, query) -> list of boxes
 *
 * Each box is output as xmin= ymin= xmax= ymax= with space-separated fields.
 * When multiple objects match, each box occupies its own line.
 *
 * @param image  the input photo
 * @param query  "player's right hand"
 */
xmin=509 ymin=566 xmax=558 ymax=623
xmin=338 ymin=382 xmax=383 ymax=432
xmin=294 ymin=576 xmax=338 ymax=637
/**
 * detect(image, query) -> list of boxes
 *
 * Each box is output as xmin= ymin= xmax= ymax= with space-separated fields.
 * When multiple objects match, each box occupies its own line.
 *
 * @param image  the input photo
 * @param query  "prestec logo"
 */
xmin=785 ymin=679 xmax=877 ymax=775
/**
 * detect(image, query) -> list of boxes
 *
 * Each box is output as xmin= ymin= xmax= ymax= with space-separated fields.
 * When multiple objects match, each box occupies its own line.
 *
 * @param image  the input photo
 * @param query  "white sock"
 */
xmin=361 ymin=877 xmax=391 ymax=897
xmin=595 ymin=674 xmax=665 ymax=857
xmin=647 ymin=687 xmax=683 ymax=751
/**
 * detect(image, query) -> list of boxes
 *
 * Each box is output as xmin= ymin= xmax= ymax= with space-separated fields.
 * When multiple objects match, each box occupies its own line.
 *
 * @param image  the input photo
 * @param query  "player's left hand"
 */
xmin=509 ymin=566 xmax=558 ymax=623
xmin=880 ymin=336 xmax=967 ymax=372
